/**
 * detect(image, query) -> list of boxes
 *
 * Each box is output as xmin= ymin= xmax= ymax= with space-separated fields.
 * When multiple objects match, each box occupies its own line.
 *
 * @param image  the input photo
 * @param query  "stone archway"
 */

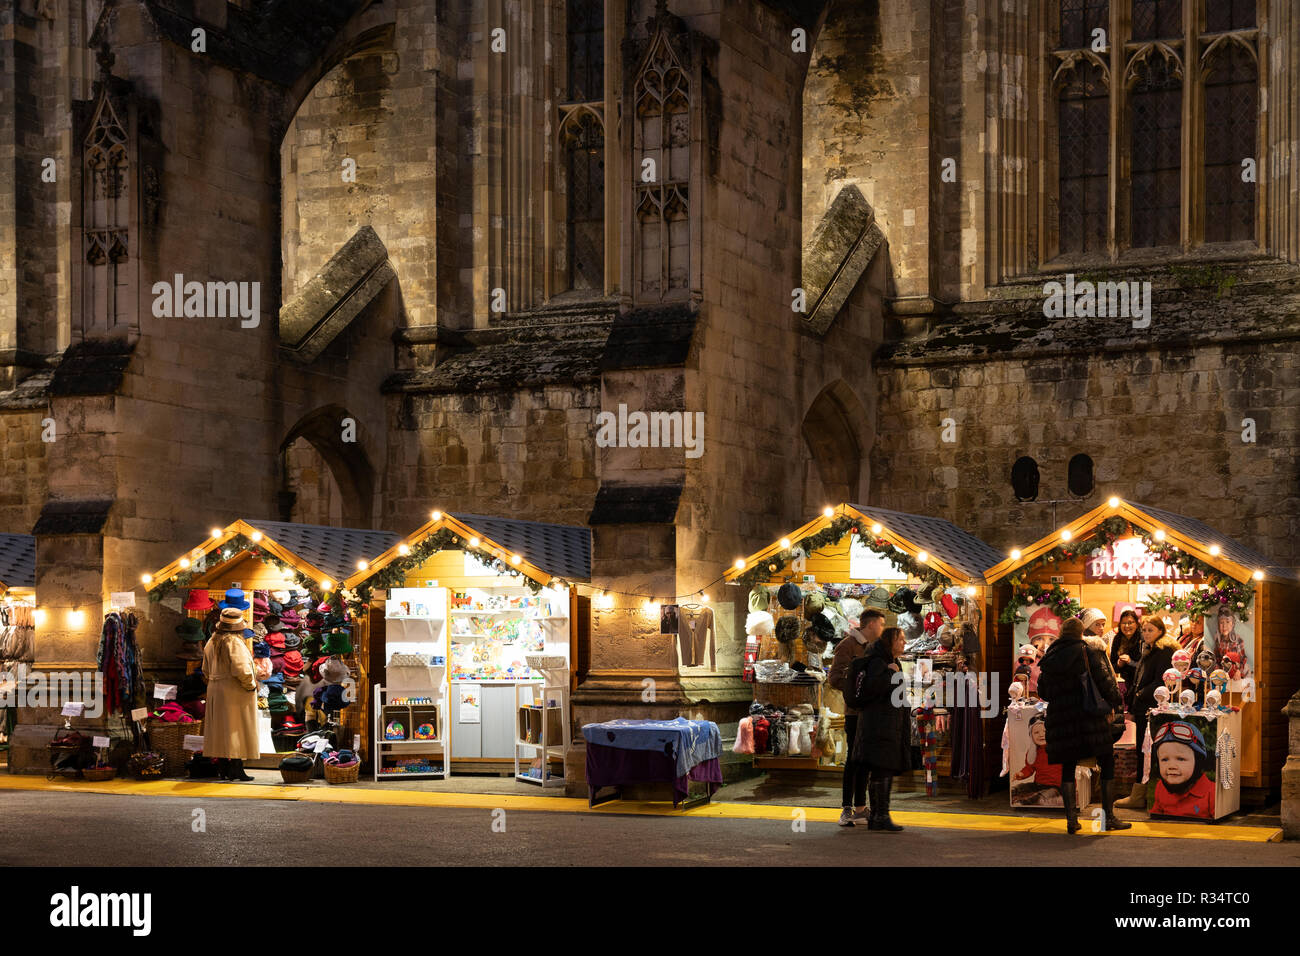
xmin=279 ymin=406 xmax=376 ymax=528
xmin=802 ymin=379 xmax=872 ymax=508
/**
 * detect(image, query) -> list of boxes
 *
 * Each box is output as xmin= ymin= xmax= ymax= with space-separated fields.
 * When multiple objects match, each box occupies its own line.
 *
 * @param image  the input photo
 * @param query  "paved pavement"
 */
xmin=2 ymin=789 xmax=1296 ymax=867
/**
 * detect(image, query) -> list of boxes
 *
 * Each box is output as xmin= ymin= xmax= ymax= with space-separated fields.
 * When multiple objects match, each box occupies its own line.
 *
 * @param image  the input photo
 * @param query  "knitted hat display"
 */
xmin=803 ymin=591 xmax=826 ymax=615
xmin=865 ymin=586 xmax=892 ymax=610
xmin=923 ymin=611 xmax=944 ymax=634
xmin=322 ymin=629 xmax=352 ymax=655
xmin=888 ymin=586 xmax=923 ymax=616
xmin=776 ymin=583 xmax=803 ymax=611
xmin=748 ymin=586 xmax=771 ymax=613
xmin=809 ymin=614 xmax=835 ymax=645
xmin=775 ymin=615 xmax=800 ymax=645
xmin=745 ymin=611 xmax=775 ymax=637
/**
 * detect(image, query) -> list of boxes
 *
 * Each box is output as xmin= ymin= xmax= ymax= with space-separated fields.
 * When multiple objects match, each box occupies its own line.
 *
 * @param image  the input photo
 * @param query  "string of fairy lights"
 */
xmin=31 ymin=497 xmax=1271 ymax=629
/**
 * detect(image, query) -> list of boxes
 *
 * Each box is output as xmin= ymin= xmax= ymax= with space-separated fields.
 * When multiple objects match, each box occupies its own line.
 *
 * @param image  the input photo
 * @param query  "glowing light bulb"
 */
xmin=356 ymin=560 xmax=368 ymax=571
xmin=1010 ymin=549 xmax=1022 ymax=561
xmin=469 ymin=536 xmax=480 ymax=548
xmin=178 ymin=557 xmax=190 ymax=569
xmin=67 ymin=609 xmax=85 ymax=627
xmin=1107 ymin=497 xmax=1119 ymax=508
xmin=822 ymin=506 xmax=834 ymax=518
xmin=700 ymin=593 xmax=709 ymax=603
xmin=966 ymin=586 xmax=977 ymax=596
xmin=33 ymin=608 xmax=46 ymax=626
xmin=1208 ymin=544 xmax=1220 ymax=556
xmin=511 ymin=554 xmax=522 ymax=565
xmin=141 ymin=573 xmax=153 ymax=585
xmin=1060 ymin=529 xmax=1072 ymax=542
xmin=779 ymin=538 xmax=791 ymax=549
xmin=1253 ymin=570 xmax=1264 ymax=581
xmin=871 ymin=523 xmax=882 ymax=535
xmin=1154 ymin=530 xmax=1166 ymax=541
xmin=398 ymin=544 xmax=411 ymax=556
xmin=734 ymin=558 xmax=745 ymax=571
xmin=210 ymin=528 xmax=222 ymax=538
xmin=251 ymin=531 xmax=263 ymax=542
xmin=320 ymin=579 xmax=332 ymax=591
xmin=431 ymin=510 xmax=442 ymax=522
xmin=916 ymin=551 xmax=929 ymax=563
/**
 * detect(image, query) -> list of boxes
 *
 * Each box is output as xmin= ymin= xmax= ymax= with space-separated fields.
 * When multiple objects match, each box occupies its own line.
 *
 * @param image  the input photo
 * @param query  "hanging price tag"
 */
xmin=153 ymin=683 xmax=177 ymax=700
xmin=61 ymin=702 xmax=85 ymax=717
xmin=130 ymin=707 xmax=149 ymax=722
xmin=92 ymin=735 xmax=110 ymax=749
xmin=182 ymin=735 xmax=205 ymax=752
xmin=109 ymin=591 xmax=136 ymax=608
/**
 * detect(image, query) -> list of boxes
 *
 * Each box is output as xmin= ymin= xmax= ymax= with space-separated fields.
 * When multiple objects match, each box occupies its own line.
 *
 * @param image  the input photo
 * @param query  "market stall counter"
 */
xmin=582 ymin=717 xmax=722 ymax=807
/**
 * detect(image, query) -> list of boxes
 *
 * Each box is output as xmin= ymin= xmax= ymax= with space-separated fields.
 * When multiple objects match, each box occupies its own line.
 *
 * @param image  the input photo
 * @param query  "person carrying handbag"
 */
xmin=1037 ymin=617 xmax=1132 ymax=834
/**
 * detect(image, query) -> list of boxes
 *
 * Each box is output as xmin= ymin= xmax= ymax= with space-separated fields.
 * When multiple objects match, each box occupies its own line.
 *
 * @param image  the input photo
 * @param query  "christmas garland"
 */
xmin=146 ymin=534 xmax=356 ymax=617
xmin=998 ymin=581 xmax=1083 ymax=624
xmin=732 ymin=515 xmax=951 ymax=590
xmin=350 ymin=527 xmax=572 ymax=603
xmin=1141 ymin=580 xmax=1254 ymax=619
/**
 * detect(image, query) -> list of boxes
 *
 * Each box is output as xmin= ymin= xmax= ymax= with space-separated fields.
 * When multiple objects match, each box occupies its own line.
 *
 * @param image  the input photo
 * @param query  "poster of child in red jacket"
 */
xmin=1010 ymin=711 xmax=1066 ymax=807
xmin=1148 ymin=716 xmax=1216 ymax=820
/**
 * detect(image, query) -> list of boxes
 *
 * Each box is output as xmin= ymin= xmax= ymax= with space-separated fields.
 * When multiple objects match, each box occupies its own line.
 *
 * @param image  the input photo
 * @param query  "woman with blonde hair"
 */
xmin=201 ymin=607 xmax=260 ymax=780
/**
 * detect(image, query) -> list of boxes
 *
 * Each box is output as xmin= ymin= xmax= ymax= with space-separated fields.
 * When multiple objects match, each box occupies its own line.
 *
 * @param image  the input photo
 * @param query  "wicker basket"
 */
xmin=323 ymin=760 xmax=360 ymax=785
xmin=82 ymin=765 xmax=117 ymax=782
xmin=279 ymin=760 xmax=315 ymax=785
xmin=148 ymin=719 xmax=203 ymax=776
xmin=127 ymin=751 xmax=166 ymax=780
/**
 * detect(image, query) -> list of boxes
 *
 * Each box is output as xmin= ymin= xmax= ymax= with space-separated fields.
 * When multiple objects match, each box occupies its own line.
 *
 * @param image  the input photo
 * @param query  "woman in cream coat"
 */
xmin=202 ymin=607 xmax=260 ymax=780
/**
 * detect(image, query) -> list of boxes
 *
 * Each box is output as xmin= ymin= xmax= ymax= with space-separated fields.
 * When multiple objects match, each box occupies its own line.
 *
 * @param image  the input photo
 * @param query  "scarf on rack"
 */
xmin=97 ymin=611 xmax=144 ymax=715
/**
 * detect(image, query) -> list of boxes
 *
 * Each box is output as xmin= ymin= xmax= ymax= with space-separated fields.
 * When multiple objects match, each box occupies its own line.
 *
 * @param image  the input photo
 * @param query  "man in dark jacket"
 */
xmin=849 ymin=626 xmax=909 ymax=831
xmin=1037 ymin=617 xmax=1131 ymax=834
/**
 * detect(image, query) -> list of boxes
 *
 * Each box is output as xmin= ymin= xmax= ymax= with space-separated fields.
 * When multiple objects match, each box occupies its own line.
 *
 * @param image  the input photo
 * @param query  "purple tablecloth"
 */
xmin=585 ymin=742 xmax=723 ymax=806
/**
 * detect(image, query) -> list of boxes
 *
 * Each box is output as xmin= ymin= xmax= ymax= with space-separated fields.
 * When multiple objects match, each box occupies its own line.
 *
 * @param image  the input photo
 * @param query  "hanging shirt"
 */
xmin=677 ymin=606 xmax=716 ymax=670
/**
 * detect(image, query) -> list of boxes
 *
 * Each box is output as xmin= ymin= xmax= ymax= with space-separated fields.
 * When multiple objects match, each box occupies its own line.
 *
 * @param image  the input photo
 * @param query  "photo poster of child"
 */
xmin=1202 ymin=602 xmax=1255 ymax=690
xmin=1008 ymin=706 xmax=1065 ymax=808
xmin=1011 ymin=606 xmax=1058 ymax=694
xmin=1147 ymin=713 xmax=1217 ymax=820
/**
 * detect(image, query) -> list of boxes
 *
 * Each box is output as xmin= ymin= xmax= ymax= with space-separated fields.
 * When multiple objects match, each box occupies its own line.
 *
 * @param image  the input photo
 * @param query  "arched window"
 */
xmin=1011 ymin=457 xmax=1041 ymax=502
xmin=1067 ymin=453 xmax=1095 ymax=498
xmin=559 ymin=0 xmax=606 ymax=294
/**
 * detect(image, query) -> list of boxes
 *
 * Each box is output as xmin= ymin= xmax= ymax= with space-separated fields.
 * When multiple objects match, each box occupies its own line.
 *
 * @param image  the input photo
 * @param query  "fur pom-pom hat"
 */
xmin=745 ymin=611 xmax=775 ymax=637
xmin=775 ymin=615 xmax=801 ymax=644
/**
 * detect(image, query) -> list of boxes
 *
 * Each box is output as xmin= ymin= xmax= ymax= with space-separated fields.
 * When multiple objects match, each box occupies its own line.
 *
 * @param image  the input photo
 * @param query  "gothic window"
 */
xmin=558 ymin=0 xmax=606 ymax=294
xmin=1046 ymin=0 xmax=1259 ymax=263
xmin=633 ymin=30 xmax=690 ymax=302
xmin=1057 ymin=60 xmax=1109 ymax=255
xmin=82 ymin=87 xmax=130 ymax=334
xmin=562 ymin=111 xmax=605 ymax=291
xmin=1128 ymin=52 xmax=1182 ymax=249
xmin=1203 ymin=41 xmax=1257 ymax=243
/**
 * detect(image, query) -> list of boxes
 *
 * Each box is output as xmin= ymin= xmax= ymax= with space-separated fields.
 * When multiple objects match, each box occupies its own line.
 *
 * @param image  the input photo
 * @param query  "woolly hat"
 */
xmin=322 ymin=629 xmax=352 ymax=655
xmin=888 ymin=586 xmax=922 ymax=616
xmin=280 ymin=753 xmax=314 ymax=773
xmin=803 ymin=591 xmax=826 ymax=615
xmin=809 ymin=614 xmax=835 ymax=645
xmin=745 ymin=611 xmax=775 ymax=637
xmin=320 ymin=657 xmax=350 ymax=684
xmin=776 ymin=583 xmax=803 ymax=611
xmin=941 ymin=593 xmax=961 ymax=620
xmin=748 ymin=586 xmax=771 ymax=613
xmin=775 ymin=615 xmax=800 ymax=644
xmin=1080 ymin=607 xmax=1107 ymax=632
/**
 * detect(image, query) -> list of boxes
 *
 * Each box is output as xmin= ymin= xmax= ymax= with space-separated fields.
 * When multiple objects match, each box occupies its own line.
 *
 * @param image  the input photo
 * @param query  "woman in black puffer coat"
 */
xmin=850 ymin=626 xmax=910 ymax=831
xmin=1037 ymin=617 xmax=1130 ymax=834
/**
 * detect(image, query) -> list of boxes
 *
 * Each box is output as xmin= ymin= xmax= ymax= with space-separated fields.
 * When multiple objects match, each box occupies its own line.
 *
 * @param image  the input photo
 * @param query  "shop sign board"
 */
xmin=1084 ymin=538 xmax=1206 ymax=582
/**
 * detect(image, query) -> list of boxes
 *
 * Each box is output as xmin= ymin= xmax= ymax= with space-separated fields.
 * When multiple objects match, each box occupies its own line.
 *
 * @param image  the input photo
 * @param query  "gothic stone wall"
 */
xmin=0 ymin=408 xmax=48 ymax=534
xmin=872 ymin=339 xmax=1300 ymax=566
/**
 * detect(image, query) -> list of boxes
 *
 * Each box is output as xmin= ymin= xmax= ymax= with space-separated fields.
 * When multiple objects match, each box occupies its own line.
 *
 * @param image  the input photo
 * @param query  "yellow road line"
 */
xmin=0 ymin=775 xmax=1280 ymax=842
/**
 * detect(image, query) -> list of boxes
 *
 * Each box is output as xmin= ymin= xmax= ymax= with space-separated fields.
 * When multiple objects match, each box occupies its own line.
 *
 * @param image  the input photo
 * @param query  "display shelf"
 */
xmin=513 ymin=680 xmax=569 ymax=788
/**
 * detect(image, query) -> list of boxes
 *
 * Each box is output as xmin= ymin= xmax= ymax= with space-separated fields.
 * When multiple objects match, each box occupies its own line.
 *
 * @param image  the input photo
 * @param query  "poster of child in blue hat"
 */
xmin=1147 ymin=714 xmax=1216 ymax=820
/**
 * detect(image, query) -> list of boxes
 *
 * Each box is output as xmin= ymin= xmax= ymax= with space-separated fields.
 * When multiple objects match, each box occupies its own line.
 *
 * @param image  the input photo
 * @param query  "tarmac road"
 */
xmin=1 ymin=790 xmax=1296 ymax=867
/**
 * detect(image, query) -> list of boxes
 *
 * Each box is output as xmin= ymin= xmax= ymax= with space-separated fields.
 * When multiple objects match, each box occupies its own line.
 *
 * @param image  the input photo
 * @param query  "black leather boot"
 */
xmin=215 ymin=758 xmax=230 ymax=779
xmin=868 ymin=777 xmax=903 ymax=832
xmin=225 ymin=759 xmax=254 ymax=782
xmin=1060 ymin=781 xmax=1081 ymax=834
xmin=1100 ymin=779 xmax=1132 ymax=831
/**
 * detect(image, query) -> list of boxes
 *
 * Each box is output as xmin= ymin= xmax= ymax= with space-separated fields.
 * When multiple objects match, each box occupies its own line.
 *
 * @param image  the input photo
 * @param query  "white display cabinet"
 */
xmin=375 ymin=588 xmax=450 ymax=780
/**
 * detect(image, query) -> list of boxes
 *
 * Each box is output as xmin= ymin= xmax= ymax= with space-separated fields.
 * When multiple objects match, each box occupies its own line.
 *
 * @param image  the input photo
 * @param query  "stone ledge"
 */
xmin=801 ymin=184 xmax=884 ymax=336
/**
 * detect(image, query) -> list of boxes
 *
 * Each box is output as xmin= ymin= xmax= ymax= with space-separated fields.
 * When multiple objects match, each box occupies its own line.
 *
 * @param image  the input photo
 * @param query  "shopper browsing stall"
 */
xmin=201 ymin=607 xmax=260 ymax=780
xmin=1036 ymin=618 xmax=1130 ymax=834
xmin=829 ymin=608 xmax=883 ymax=827
xmin=848 ymin=625 xmax=909 ymax=832
xmin=1115 ymin=616 xmax=1179 ymax=809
